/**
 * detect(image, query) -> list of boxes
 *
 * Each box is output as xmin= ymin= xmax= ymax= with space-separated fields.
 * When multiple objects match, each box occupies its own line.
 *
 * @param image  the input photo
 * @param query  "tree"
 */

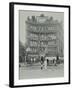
xmin=19 ymin=41 xmax=26 ymax=63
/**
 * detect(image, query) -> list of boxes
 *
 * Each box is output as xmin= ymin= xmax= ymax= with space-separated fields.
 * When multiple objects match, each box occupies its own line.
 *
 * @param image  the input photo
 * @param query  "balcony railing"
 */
xmin=27 ymin=28 xmax=57 ymax=34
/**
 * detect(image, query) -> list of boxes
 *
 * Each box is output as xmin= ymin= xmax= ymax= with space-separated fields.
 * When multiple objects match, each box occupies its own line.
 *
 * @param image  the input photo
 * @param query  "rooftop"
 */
xmin=26 ymin=14 xmax=60 ymax=25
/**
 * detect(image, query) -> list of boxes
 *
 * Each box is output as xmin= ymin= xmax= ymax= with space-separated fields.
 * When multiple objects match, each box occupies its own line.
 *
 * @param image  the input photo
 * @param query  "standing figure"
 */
xmin=40 ymin=56 xmax=44 ymax=70
xmin=47 ymin=59 xmax=49 ymax=66
xmin=31 ymin=58 xmax=33 ymax=64
xmin=44 ymin=58 xmax=47 ymax=69
xmin=34 ymin=58 xmax=36 ymax=63
xmin=54 ymin=59 xmax=57 ymax=66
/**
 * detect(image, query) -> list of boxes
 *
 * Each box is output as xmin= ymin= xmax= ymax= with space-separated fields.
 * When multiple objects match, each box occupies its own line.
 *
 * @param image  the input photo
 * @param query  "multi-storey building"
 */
xmin=25 ymin=14 xmax=63 ymax=62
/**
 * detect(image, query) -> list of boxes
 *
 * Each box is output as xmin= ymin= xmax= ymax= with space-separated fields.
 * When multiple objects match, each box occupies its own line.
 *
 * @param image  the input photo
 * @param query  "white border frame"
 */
xmin=14 ymin=4 xmax=69 ymax=86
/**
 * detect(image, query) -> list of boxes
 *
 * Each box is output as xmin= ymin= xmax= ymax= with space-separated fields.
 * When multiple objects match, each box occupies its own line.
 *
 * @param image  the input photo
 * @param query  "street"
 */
xmin=19 ymin=63 xmax=64 ymax=79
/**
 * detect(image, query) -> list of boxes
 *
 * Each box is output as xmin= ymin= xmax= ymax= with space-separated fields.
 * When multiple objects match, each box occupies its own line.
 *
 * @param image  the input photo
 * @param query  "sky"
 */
xmin=19 ymin=10 xmax=64 ymax=46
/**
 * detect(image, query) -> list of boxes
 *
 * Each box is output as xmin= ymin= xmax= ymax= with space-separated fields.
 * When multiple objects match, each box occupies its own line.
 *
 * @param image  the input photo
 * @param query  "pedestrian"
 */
xmin=34 ymin=58 xmax=36 ymax=63
xmin=41 ymin=56 xmax=44 ymax=70
xmin=54 ymin=59 xmax=57 ymax=66
xmin=31 ymin=58 xmax=33 ymax=64
xmin=47 ymin=59 xmax=49 ymax=66
xmin=44 ymin=58 xmax=47 ymax=69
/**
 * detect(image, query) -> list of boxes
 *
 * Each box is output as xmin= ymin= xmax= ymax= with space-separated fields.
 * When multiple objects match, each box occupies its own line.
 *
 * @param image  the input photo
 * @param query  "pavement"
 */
xmin=19 ymin=63 xmax=64 ymax=79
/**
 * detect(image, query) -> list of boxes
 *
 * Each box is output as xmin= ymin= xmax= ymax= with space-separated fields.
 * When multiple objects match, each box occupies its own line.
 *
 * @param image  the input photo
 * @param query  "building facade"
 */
xmin=25 ymin=14 xmax=63 ymax=62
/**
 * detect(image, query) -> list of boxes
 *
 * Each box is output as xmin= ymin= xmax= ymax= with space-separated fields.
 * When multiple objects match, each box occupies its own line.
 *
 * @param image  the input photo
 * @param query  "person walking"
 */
xmin=40 ymin=56 xmax=44 ymax=70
